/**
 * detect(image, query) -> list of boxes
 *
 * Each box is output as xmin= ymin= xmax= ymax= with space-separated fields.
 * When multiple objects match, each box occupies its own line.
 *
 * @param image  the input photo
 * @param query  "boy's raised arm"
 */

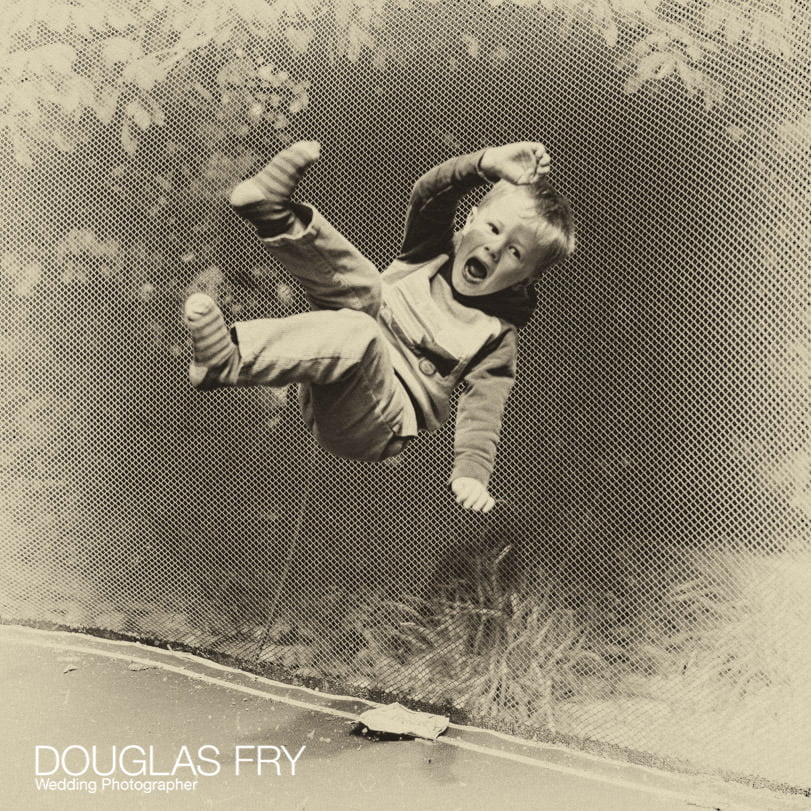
xmin=397 ymin=142 xmax=551 ymax=264
xmin=397 ymin=149 xmax=491 ymax=263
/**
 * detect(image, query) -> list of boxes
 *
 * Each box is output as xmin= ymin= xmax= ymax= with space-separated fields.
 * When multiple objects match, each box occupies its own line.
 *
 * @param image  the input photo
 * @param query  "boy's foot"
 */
xmin=229 ymin=140 xmax=321 ymax=237
xmin=183 ymin=293 xmax=240 ymax=389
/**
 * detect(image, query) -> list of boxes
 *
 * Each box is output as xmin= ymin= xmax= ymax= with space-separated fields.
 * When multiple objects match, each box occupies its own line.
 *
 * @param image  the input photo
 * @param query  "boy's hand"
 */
xmin=451 ymin=477 xmax=496 ymax=513
xmin=479 ymin=142 xmax=551 ymax=185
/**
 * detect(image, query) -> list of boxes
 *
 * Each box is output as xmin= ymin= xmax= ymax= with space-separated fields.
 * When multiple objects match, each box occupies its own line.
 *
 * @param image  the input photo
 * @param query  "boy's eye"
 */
xmin=487 ymin=222 xmax=499 ymax=234
xmin=509 ymin=246 xmax=521 ymax=259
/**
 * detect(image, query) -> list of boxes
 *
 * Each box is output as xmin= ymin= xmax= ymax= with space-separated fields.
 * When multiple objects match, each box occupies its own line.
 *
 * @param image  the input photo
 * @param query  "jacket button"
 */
xmin=419 ymin=358 xmax=436 ymax=376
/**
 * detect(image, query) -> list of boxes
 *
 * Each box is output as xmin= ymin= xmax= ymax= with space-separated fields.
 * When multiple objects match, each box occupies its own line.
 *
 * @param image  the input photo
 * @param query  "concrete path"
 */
xmin=0 ymin=625 xmax=795 ymax=810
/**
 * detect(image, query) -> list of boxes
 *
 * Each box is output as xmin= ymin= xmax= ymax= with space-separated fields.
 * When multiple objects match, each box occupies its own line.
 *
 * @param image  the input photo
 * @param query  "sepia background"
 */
xmin=1 ymin=0 xmax=809 ymax=794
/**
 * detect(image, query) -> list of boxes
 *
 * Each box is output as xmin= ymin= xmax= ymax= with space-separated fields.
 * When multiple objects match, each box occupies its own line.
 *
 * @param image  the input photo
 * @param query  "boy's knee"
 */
xmin=334 ymin=309 xmax=380 ymax=348
xmin=352 ymin=277 xmax=382 ymax=316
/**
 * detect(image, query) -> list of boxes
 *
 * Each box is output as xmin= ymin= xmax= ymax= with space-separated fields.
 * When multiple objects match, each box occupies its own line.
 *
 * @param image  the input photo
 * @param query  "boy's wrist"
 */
xmin=475 ymin=148 xmax=498 ymax=183
xmin=449 ymin=462 xmax=491 ymax=489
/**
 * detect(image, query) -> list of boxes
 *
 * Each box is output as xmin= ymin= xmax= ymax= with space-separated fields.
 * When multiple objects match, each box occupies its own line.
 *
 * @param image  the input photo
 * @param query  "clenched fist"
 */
xmin=451 ymin=477 xmax=496 ymax=513
xmin=479 ymin=142 xmax=551 ymax=185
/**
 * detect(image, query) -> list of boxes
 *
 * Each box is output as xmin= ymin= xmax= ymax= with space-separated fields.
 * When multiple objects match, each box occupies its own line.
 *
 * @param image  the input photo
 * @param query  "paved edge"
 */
xmin=0 ymin=623 xmax=799 ymax=810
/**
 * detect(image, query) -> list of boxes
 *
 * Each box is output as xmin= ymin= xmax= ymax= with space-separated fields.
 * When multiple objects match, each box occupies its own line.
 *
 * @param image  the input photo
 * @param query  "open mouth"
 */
xmin=463 ymin=257 xmax=489 ymax=284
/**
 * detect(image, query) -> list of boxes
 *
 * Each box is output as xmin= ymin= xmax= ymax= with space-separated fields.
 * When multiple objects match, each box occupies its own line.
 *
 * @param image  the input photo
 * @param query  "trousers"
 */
xmin=232 ymin=205 xmax=418 ymax=462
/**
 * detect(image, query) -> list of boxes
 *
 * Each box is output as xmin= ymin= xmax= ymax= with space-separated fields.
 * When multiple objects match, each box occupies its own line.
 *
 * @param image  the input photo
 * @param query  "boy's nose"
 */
xmin=485 ymin=239 xmax=503 ymax=260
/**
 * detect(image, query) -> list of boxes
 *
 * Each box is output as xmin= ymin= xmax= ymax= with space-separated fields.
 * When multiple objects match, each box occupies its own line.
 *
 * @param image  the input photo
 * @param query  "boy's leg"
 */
xmin=234 ymin=308 xmax=394 ymax=389
xmin=183 ymin=293 xmax=240 ymax=389
xmin=182 ymin=296 xmax=417 ymax=460
xmin=236 ymin=308 xmax=417 ymax=461
xmin=229 ymin=140 xmax=320 ymax=239
xmin=230 ymin=142 xmax=382 ymax=316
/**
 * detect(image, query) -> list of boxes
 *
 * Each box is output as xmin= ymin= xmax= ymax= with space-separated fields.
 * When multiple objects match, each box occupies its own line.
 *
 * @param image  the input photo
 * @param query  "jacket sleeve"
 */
xmin=397 ymin=148 xmax=491 ymax=265
xmin=451 ymin=328 xmax=517 ymax=486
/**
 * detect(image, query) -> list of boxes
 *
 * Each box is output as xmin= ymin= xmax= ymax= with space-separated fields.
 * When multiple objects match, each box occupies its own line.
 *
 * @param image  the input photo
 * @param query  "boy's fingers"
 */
xmin=536 ymin=153 xmax=551 ymax=175
xmin=454 ymin=483 xmax=482 ymax=510
xmin=472 ymin=491 xmax=495 ymax=512
xmin=452 ymin=479 xmax=495 ymax=512
xmin=454 ymin=486 xmax=474 ymax=508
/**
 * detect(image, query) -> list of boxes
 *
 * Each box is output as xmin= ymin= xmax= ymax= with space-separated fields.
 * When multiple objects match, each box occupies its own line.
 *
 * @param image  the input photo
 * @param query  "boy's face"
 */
xmin=451 ymin=186 xmax=547 ymax=297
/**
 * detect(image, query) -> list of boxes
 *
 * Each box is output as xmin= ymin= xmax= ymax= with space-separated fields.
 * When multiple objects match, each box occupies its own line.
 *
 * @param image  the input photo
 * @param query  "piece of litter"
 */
xmin=356 ymin=703 xmax=448 ymax=741
xmin=63 ymin=666 xmax=78 ymax=674
xmin=127 ymin=663 xmax=154 ymax=672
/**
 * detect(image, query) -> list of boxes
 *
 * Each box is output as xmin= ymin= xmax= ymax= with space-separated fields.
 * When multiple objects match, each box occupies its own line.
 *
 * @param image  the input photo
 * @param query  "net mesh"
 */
xmin=2 ymin=0 xmax=810 ymax=793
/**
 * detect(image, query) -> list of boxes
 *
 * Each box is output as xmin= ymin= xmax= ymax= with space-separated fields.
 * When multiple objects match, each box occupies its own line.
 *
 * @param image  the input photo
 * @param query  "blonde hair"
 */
xmin=479 ymin=179 xmax=575 ymax=274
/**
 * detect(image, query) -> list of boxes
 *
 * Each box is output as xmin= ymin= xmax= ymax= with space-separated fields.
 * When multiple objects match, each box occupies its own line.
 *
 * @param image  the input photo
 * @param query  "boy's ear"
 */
xmin=463 ymin=206 xmax=478 ymax=231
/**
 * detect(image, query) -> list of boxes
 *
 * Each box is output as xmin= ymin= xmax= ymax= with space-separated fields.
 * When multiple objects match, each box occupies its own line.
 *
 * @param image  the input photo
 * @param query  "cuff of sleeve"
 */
xmin=474 ymin=148 xmax=496 ymax=183
xmin=449 ymin=458 xmax=491 ymax=488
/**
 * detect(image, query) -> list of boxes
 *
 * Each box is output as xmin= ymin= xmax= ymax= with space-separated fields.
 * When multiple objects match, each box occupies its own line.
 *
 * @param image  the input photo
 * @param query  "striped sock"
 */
xmin=183 ymin=293 xmax=240 ymax=389
xmin=229 ymin=141 xmax=321 ymax=237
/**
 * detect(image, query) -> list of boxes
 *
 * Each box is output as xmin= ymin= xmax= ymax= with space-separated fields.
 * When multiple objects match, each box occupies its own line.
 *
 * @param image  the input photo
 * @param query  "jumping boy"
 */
xmin=183 ymin=141 xmax=574 ymax=512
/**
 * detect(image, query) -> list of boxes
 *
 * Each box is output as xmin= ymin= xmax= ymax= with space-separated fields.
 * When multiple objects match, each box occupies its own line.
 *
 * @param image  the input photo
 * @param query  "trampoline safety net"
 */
xmin=1 ymin=0 xmax=810 ymax=794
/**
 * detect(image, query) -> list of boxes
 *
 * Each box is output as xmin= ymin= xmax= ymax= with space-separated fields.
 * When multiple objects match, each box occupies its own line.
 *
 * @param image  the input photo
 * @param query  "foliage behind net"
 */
xmin=1 ymin=0 xmax=810 ymax=791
